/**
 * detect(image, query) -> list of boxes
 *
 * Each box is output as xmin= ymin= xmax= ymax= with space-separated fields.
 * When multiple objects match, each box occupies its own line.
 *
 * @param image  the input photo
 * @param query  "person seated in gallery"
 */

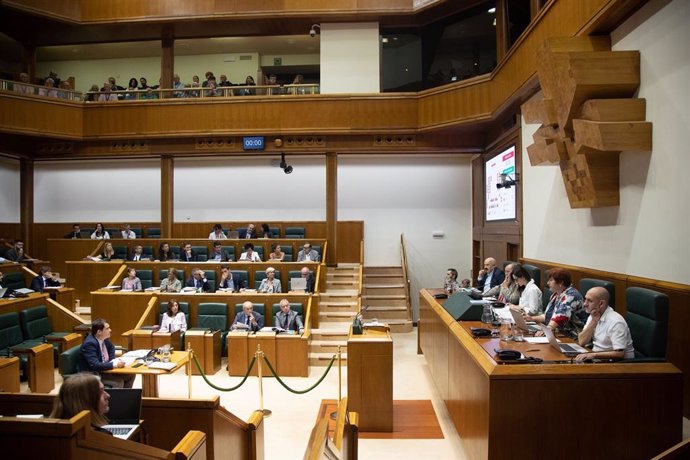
xmin=65 ymin=223 xmax=82 ymax=239
xmin=528 ymin=268 xmax=587 ymax=338
xmin=239 ymin=243 xmax=261 ymax=262
xmin=208 ymin=223 xmax=227 ymax=240
xmin=185 ymin=268 xmax=212 ymax=292
xmin=575 ymin=287 xmax=635 ymax=361
xmin=274 ymin=298 xmax=304 ymax=334
xmin=218 ymin=267 xmax=236 ymax=291
xmin=159 ymin=299 xmax=187 ymax=333
xmin=296 ymin=242 xmax=320 ymax=263
xmin=90 ymin=223 xmax=110 ymax=240
xmin=120 ymin=224 xmax=136 ymax=239
xmin=484 ymin=263 xmax=520 ymax=304
xmin=30 ymin=266 xmax=61 ymax=293
xmin=507 ymin=264 xmax=542 ymax=316
xmin=50 ymin=373 xmax=113 ymax=434
xmin=88 ymin=242 xmax=117 ymax=261
xmin=476 ymin=257 xmax=505 ymax=294
xmin=180 ymin=242 xmax=198 ymax=262
xmin=160 ymin=267 xmax=182 ymax=293
xmin=157 ymin=242 xmax=175 ymax=261
xmin=269 ymin=244 xmax=285 ymax=261
xmin=209 ymin=241 xmax=232 ymax=261
xmin=121 ymin=267 xmax=143 ymax=291
xmin=260 ymin=223 xmax=272 ymax=238
xmin=299 ymin=266 xmax=316 ymax=293
xmin=443 ymin=268 xmax=461 ymax=294
xmin=5 ymin=239 xmax=30 ymax=262
xmin=258 ymin=267 xmax=282 ymax=293
xmin=129 ymin=245 xmax=149 ymax=261
xmin=232 ymin=301 xmax=264 ymax=332
xmin=79 ymin=319 xmax=134 ymax=388
xmin=240 ymin=223 xmax=257 ymax=239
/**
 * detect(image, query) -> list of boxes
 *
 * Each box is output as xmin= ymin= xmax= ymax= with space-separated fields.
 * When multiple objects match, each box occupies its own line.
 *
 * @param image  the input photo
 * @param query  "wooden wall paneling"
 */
xmin=20 ymin=159 xmax=33 ymax=253
xmin=0 ymin=94 xmax=83 ymax=139
xmin=161 ymin=156 xmax=173 ymax=238
xmin=45 ymin=239 xmax=100 ymax=275
xmin=91 ymin=291 xmax=154 ymax=346
xmin=0 ymin=224 xmax=21 ymax=242
xmin=326 ymin=152 xmax=338 ymax=266
xmin=336 ymin=221 xmax=364 ymax=264
xmin=65 ymin=261 xmax=124 ymax=307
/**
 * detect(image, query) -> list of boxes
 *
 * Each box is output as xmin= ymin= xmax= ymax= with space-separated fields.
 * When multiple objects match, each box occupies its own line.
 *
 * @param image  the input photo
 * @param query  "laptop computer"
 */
xmin=0 ymin=287 xmax=8 ymax=298
xmin=290 ymin=277 xmax=307 ymax=291
xmin=510 ymin=308 xmax=540 ymax=334
xmin=102 ymin=388 xmax=142 ymax=440
xmin=540 ymin=324 xmax=588 ymax=357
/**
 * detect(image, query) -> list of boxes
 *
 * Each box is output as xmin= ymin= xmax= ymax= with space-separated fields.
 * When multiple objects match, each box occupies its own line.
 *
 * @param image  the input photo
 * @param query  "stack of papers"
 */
xmin=147 ymin=361 xmax=176 ymax=370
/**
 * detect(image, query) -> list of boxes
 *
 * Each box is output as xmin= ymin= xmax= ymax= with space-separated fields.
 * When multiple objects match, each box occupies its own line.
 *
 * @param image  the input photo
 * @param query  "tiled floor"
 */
xmin=34 ymin=329 xmax=689 ymax=459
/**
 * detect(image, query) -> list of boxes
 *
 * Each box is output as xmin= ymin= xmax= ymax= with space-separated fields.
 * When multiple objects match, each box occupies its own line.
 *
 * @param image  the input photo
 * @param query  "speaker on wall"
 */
xmin=442 ymin=292 xmax=483 ymax=321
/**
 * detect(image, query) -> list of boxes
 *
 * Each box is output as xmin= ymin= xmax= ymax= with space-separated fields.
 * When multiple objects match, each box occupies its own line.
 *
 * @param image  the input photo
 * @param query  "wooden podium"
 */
xmin=227 ymin=330 xmax=309 ymax=377
xmin=347 ymin=326 xmax=393 ymax=432
xmin=122 ymin=329 xmax=181 ymax=352
xmin=0 ymin=357 xmax=20 ymax=393
xmin=185 ymin=330 xmax=221 ymax=375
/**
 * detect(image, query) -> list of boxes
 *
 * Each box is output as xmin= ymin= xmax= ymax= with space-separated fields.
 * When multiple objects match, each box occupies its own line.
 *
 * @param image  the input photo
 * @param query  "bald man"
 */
xmin=575 ymin=287 xmax=635 ymax=361
xmin=232 ymin=301 xmax=264 ymax=332
xmin=477 ymin=257 xmax=505 ymax=294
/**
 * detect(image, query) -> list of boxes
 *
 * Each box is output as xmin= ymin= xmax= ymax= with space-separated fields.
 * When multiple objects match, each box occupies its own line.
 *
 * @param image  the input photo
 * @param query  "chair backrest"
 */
xmin=579 ymin=278 xmax=616 ymax=308
xmin=203 ymin=270 xmax=217 ymax=291
xmin=2 ymin=272 xmax=25 ymax=291
xmin=254 ymin=246 xmax=264 ymax=259
xmin=269 ymin=227 xmax=280 ymax=238
xmin=19 ymin=306 xmax=52 ymax=341
xmin=197 ymin=303 xmax=228 ymax=331
xmin=284 ymin=227 xmax=305 ymax=238
xmin=522 ymin=264 xmax=541 ymax=287
xmin=192 ymin=246 xmax=208 ymax=257
xmin=234 ymin=303 xmax=265 ymax=317
xmin=159 ymin=269 xmax=185 ymax=283
xmin=0 ymin=312 xmax=24 ymax=351
xmin=503 ymin=260 xmax=517 ymax=269
xmin=221 ymin=246 xmax=236 ymax=260
xmin=141 ymin=246 xmax=154 ymax=258
xmin=137 ymin=270 xmax=153 ymax=289
xmin=159 ymin=302 xmax=190 ymax=325
xmin=146 ymin=228 xmax=161 ymax=238
xmin=271 ymin=303 xmax=304 ymax=319
xmin=131 ymin=227 xmax=143 ymax=238
xmin=59 ymin=345 xmax=82 ymax=377
xmin=171 ymin=246 xmax=181 ymax=258
xmin=542 ymin=287 xmax=552 ymax=311
xmin=254 ymin=270 xmax=282 ymax=289
xmin=231 ymin=271 xmax=249 ymax=290
xmin=625 ymin=287 xmax=669 ymax=359
xmin=113 ymin=245 xmax=128 ymax=259
xmin=106 ymin=228 xmax=120 ymax=238
xmin=311 ymin=245 xmax=321 ymax=257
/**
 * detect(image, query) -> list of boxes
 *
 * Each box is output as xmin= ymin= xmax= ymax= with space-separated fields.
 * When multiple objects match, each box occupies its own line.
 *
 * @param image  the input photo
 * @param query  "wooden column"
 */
xmin=495 ymin=0 xmax=507 ymax=62
xmin=326 ymin=152 xmax=338 ymax=266
xmin=160 ymin=26 xmax=174 ymax=91
xmin=161 ymin=156 xmax=174 ymax=238
xmin=20 ymin=158 xmax=33 ymax=251
xmin=22 ymin=43 xmax=36 ymax=82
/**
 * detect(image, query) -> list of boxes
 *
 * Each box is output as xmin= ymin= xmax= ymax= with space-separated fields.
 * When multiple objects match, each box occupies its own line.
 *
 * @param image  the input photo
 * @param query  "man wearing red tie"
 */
xmin=79 ymin=319 xmax=134 ymax=388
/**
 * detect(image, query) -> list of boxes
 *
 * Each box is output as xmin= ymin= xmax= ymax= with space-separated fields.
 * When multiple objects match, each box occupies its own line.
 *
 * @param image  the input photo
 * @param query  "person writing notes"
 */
xmin=232 ymin=301 xmax=264 ymax=332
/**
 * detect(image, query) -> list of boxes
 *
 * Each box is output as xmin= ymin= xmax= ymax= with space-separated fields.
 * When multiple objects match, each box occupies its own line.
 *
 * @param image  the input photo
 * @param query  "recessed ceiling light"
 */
xmin=488 ymin=7 xmax=496 ymax=13
xmin=393 ymin=37 xmax=398 ymax=41
xmin=382 ymin=37 xmax=389 ymax=43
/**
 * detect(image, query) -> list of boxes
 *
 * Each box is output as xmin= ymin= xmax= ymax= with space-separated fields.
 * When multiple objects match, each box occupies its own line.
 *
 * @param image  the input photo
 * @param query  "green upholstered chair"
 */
xmin=625 ymin=287 xmax=669 ymax=359
xmin=141 ymin=246 xmax=154 ymax=259
xmin=253 ymin=246 xmax=265 ymax=260
xmin=131 ymin=227 xmax=143 ymax=238
xmin=254 ymin=270 xmax=281 ymax=290
xmin=195 ymin=303 xmax=229 ymax=355
xmin=221 ymin=246 xmax=236 ymax=261
xmin=192 ymin=246 xmax=208 ymax=262
xmin=146 ymin=228 xmax=161 ymax=238
xmin=522 ymin=264 xmax=541 ymax=287
xmin=171 ymin=246 xmax=181 ymax=259
xmin=579 ymin=278 xmax=616 ymax=308
xmin=285 ymin=227 xmax=305 ymax=239
xmin=203 ymin=270 xmax=217 ymax=292
xmin=106 ymin=228 xmax=120 ymax=238
xmin=542 ymin=287 xmax=552 ymax=311
xmin=113 ymin=245 xmax=128 ymax=259
xmin=19 ymin=306 xmax=72 ymax=364
xmin=269 ymin=227 xmax=280 ymax=238
xmin=58 ymin=345 xmax=82 ymax=379
xmin=233 ymin=303 xmax=266 ymax=318
xmin=231 ymin=270 xmax=249 ymax=290
xmin=270 ymin=303 xmax=304 ymax=327
xmin=137 ymin=270 xmax=153 ymax=289
xmin=2 ymin=272 xmax=25 ymax=291
xmin=312 ymin=245 xmax=321 ymax=259
xmin=0 ymin=312 xmax=35 ymax=381
xmin=281 ymin=245 xmax=294 ymax=261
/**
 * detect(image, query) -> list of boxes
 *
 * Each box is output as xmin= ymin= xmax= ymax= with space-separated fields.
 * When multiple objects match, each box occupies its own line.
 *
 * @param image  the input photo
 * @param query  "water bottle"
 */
xmin=500 ymin=319 xmax=513 ymax=341
xmin=481 ymin=304 xmax=494 ymax=324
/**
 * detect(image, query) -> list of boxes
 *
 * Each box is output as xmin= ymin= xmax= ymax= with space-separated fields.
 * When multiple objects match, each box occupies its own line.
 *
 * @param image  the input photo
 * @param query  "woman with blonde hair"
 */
xmin=50 ymin=373 xmax=111 ymax=434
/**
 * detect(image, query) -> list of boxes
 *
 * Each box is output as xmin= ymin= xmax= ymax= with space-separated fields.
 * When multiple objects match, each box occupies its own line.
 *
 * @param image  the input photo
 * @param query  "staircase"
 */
xmin=309 ymin=264 xmax=359 ymax=367
xmin=361 ymin=266 xmax=413 ymax=332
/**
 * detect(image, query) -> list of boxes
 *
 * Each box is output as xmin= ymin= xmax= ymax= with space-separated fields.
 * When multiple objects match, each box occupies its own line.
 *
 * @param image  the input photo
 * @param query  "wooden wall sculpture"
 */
xmin=522 ymin=36 xmax=652 ymax=208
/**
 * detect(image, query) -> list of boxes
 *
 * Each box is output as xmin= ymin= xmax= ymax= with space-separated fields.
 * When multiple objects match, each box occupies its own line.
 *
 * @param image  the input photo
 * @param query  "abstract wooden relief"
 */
xmin=522 ymin=36 xmax=652 ymax=208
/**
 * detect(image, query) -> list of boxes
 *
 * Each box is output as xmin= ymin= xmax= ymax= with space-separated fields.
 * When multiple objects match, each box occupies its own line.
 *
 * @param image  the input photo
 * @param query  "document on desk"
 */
xmin=112 ymin=356 xmax=138 ymax=366
xmin=523 ymin=337 xmax=550 ymax=344
xmin=147 ymin=361 xmax=176 ymax=370
xmin=493 ymin=308 xmax=514 ymax=322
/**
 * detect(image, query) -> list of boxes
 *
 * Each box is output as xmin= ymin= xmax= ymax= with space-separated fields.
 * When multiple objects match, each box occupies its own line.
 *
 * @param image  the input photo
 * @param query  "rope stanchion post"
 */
xmin=256 ymin=344 xmax=272 ymax=417
xmin=187 ymin=341 xmax=193 ymax=399
xmin=330 ymin=345 xmax=342 ymax=420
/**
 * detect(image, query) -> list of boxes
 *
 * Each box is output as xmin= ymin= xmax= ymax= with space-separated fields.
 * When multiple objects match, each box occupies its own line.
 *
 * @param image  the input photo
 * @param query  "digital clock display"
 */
xmin=243 ymin=136 xmax=265 ymax=150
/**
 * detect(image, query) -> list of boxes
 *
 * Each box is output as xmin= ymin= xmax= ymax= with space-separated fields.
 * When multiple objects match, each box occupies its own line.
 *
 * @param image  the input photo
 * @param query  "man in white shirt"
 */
xmin=121 ymin=224 xmax=136 ymax=239
xmin=575 ymin=287 xmax=635 ymax=361
xmin=208 ymin=224 xmax=227 ymax=240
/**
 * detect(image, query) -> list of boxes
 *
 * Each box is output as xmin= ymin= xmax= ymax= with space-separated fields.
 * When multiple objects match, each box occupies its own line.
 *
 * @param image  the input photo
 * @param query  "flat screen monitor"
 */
xmin=485 ymin=145 xmax=517 ymax=221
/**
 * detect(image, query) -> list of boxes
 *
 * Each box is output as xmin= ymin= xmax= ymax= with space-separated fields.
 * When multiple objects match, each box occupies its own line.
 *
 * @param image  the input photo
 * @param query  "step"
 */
xmin=310 ymin=329 xmax=350 ymax=340
xmin=320 ymin=300 xmax=358 ymax=307
xmin=388 ymin=320 xmax=414 ymax=333
xmin=310 ymin=352 xmax=348 ymax=367
xmin=362 ymin=286 xmax=406 ymax=295
xmin=363 ymin=274 xmax=405 ymax=284
xmin=310 ymin=340 xmax=348 ymax=353
xmin=337 ymin=263 xmax=360 ymax=269
xmin=321 ymin=289 xmax=358 ymax=296
xmin=361 ymin=297 xmax=407 ymax=307
xmin=319 ymin=312 xmax=357 ymax=322
xmin=326 ymin=281 xmax=359 ymax=288
xmin=327 ymin=272 xmax=359 ymax=278
xmin=363 ymin=306 xmax=410 ymax=320
xmin=363 ymin=266 xmax=403 ymax=275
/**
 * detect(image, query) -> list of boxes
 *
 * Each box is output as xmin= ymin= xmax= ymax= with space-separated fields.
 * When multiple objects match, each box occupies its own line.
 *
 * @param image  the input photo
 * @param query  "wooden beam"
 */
xmin=580 ymin=98 xmax=646 ymax=122
xmin=161 ymin=156 xmax=173 ymax=238
xmin=573 ymin=119 xmax=652 ymax=153
xmin=326 ymin=152 xmax=338 ymax=266
xmin=160 ymin=25 xmax=174 ymax=91
xmin=20 ymin=158 xmax=33 ymax=250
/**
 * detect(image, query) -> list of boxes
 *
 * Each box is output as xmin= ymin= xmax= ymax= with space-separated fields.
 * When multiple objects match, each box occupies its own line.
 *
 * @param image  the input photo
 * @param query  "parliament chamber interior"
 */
xmin=0 ymin=0 xmax=689 ymax=459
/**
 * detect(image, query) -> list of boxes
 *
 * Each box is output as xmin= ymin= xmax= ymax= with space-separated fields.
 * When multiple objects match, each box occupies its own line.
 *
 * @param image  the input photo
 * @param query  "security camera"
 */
xmin=309 ymin=29 xmax=316 ymax=38
xmin=279 ymin=152 xmax=293 ymax=174
xmin=284 ymin=165 xmax=293 ymax=174
xmin=309 ymin=24 xmax=320 ymax=38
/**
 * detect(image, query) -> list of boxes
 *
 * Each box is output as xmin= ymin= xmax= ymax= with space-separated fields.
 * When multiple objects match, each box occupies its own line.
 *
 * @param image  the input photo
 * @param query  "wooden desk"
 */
xmin=48 ymin=287 xmax=76 ymax=311
xmin=122 ymin=329 xmax=181 ymax=352
xmin=0 ymin=357 xmax=20 ymax=393
xmin=11 ymin=343 xmax=54 ymax=393
xmin=347 ymin=327 xmax=393 ymax=432
xmin=104 ymin=350 xmax=189 ymax=397
xmin=185 ymin=330 xmax=221 ymax=375
xmin=227 ymin=331 xmax=309 ymax=377
xmin=419 ymin=288 xmax=683 ymax=460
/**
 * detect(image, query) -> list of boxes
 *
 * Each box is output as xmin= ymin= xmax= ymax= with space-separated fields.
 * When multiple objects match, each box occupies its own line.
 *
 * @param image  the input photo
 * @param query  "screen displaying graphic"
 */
xmin=485 ymin=145 xmax=517 ymax=221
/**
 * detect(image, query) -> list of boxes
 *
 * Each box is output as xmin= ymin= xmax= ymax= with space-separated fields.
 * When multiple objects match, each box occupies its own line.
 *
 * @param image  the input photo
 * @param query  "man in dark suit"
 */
xmin=209 ymin=241 xmax=232 ymax=262
xmin=130 ymin=245 xmax=149 ymax=261
xmin=477 ymin=257 xmax=505 ymax=294
xmin=181 ymin=242 xmax=197 ymax=262
xmin=232 ymin=301 xmax=264 ymax=332
xmin=274 ymin=298 xmax=304 ymax=334
xmin=65 ymin=224 xmax=82 ymax=239
xmin=79 ymin=318 xmax=134 ymax=388
xmin=185 ymin=268 xmax=212 ymax=292
xmin=238 ymin=223 xmax=256 ymax=239
xmin=300 ymin=266 xmax=316 ymax=293
xmin=5 ymin=240 xmax=29 ymax=263
xmin=30 ymin=266 xmax=61 ymax=292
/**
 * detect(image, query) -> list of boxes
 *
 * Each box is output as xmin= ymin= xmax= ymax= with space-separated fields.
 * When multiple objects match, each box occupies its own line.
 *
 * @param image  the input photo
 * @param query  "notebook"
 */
xmin=102 ymin=388 xmax=142 ymax=440
xmin=540 ymin=324 xmax=588 ymax=357
xmin=510 ymin=308 xmax=539 ymax=333
xmin=290 ymin=277 xmax=307 ymax=291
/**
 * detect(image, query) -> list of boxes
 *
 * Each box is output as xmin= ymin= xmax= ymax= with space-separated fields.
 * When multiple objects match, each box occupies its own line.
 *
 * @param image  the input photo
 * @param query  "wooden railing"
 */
xmin=400 ymin=233 xmax=412 ymax=321
xmin=304 ymin=397 xmax=358 ymax=460
xmin=0 ymin=79 xmax=83 ymax=101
